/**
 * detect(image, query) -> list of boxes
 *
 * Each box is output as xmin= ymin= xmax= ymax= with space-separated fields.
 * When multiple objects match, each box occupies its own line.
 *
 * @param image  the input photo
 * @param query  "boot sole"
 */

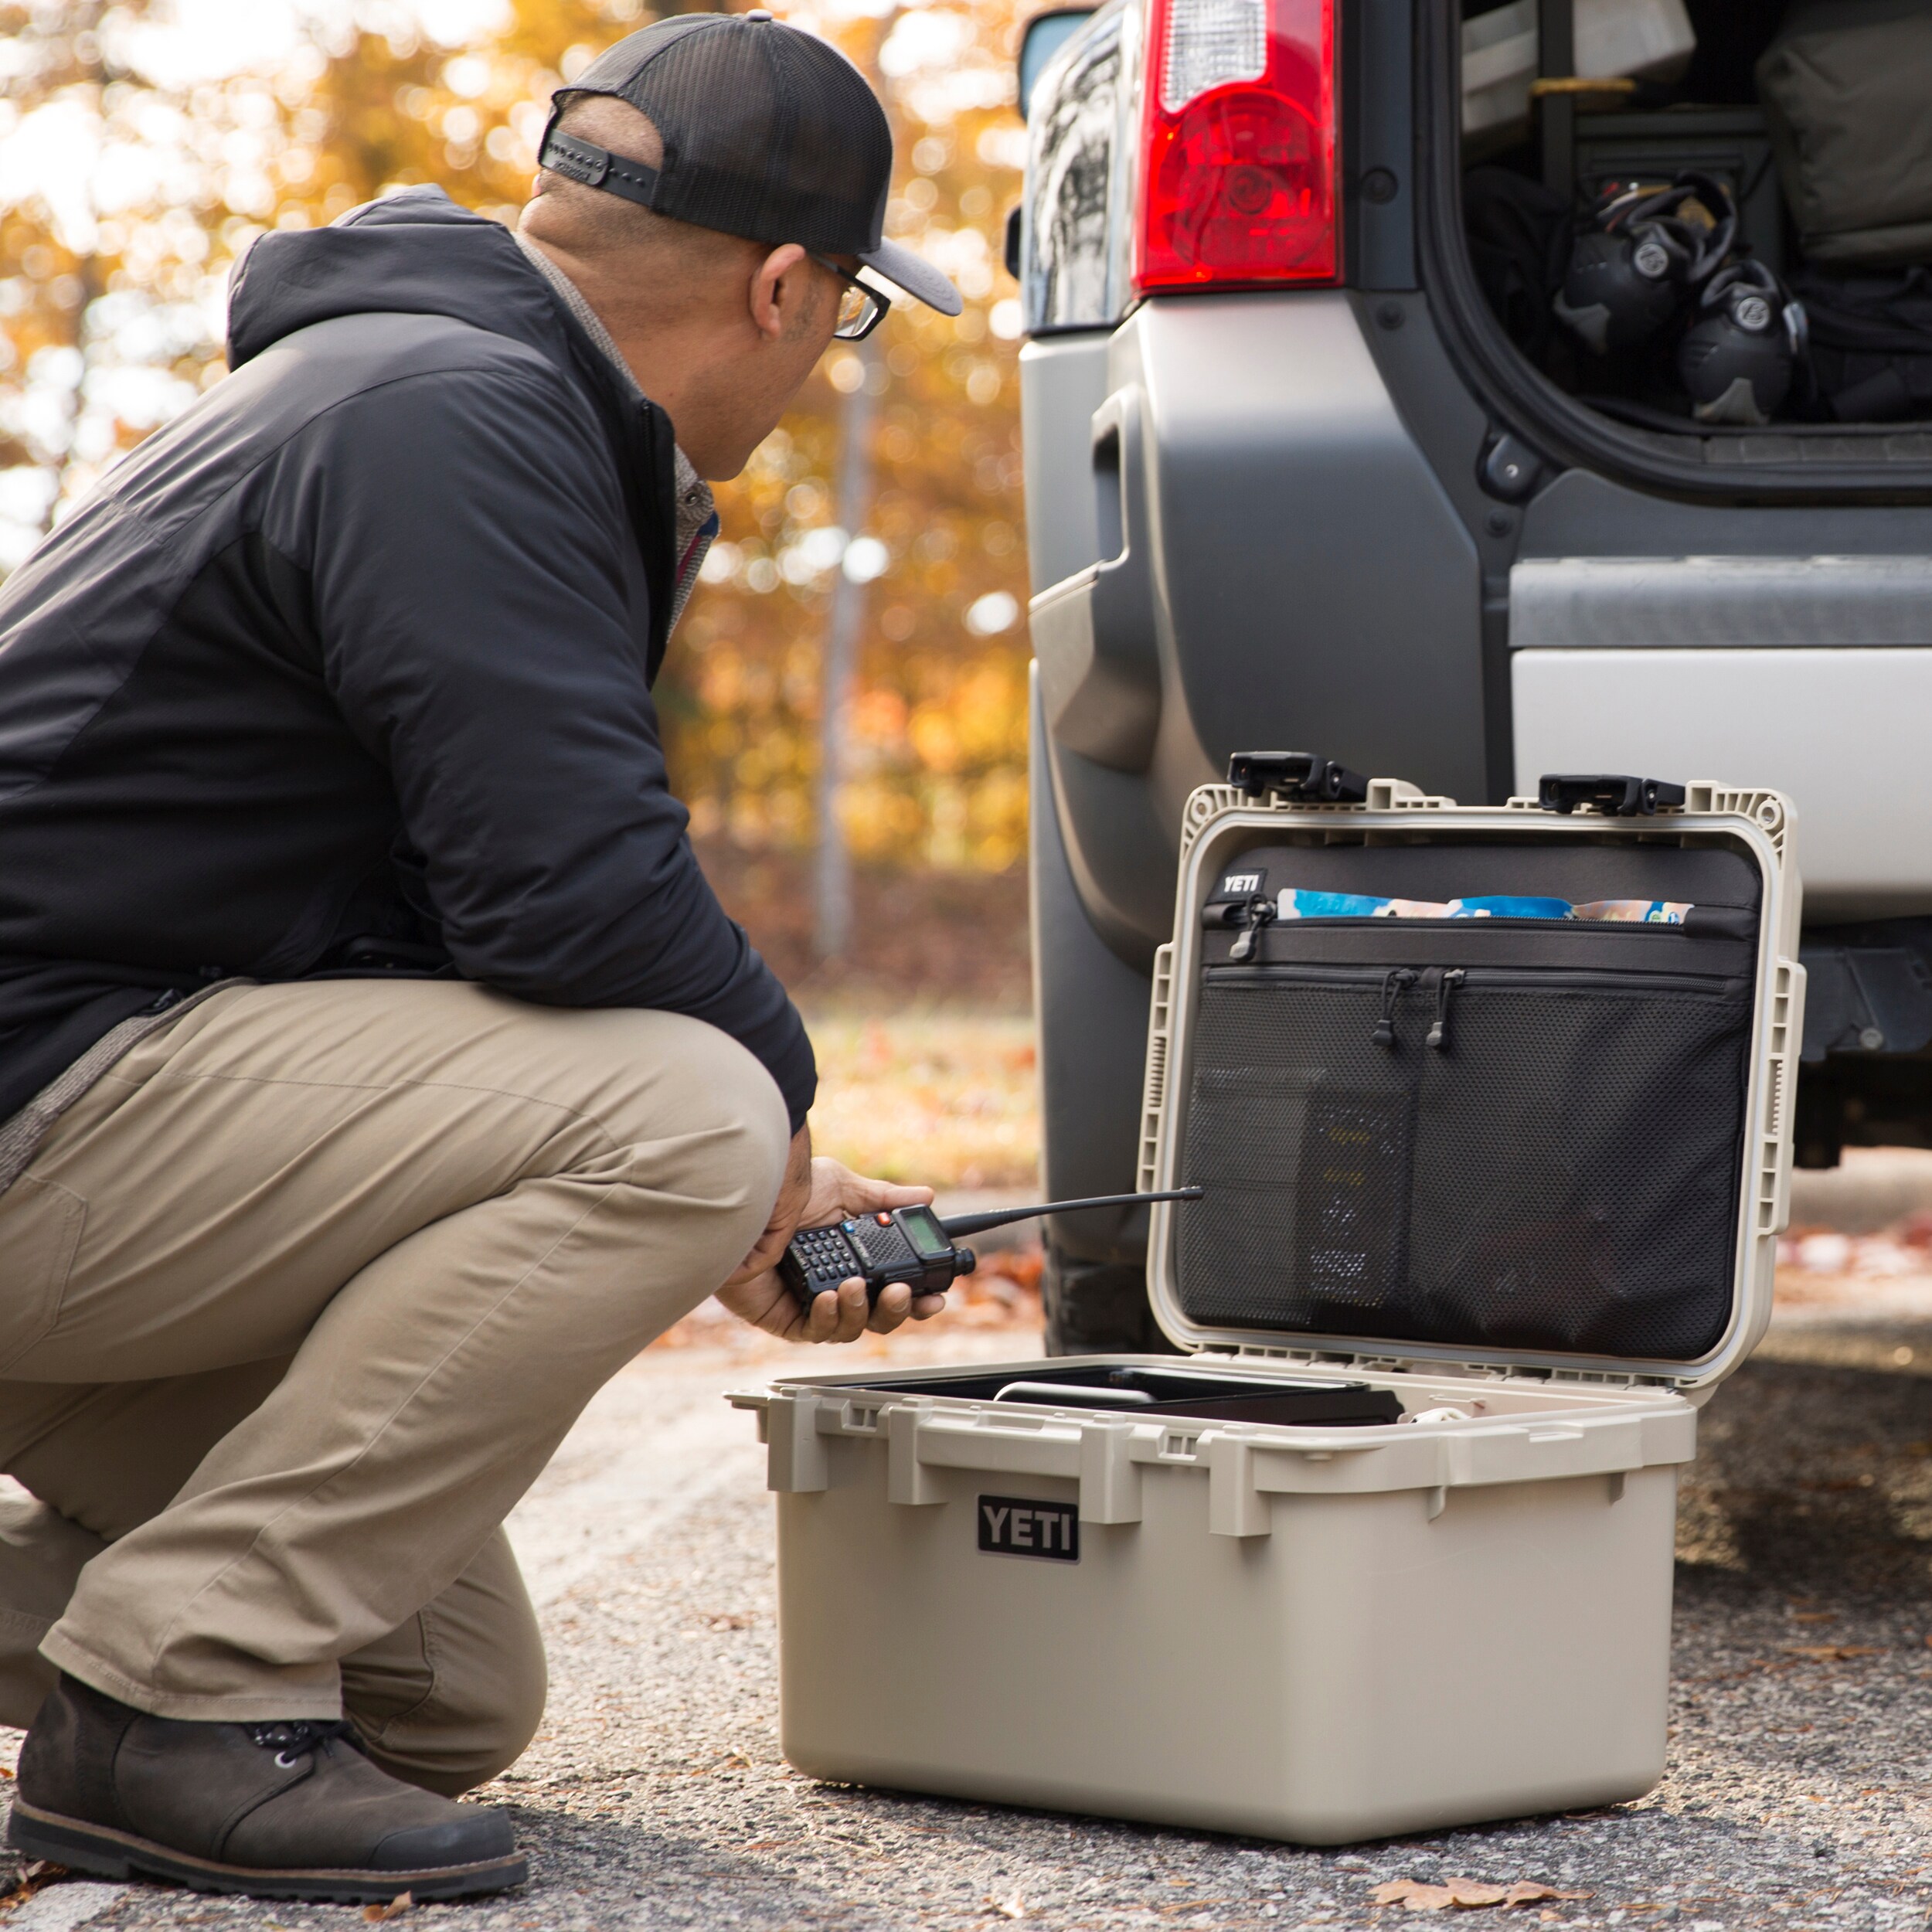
xmin=6 ymin=1798 xmax=528 ymax=1904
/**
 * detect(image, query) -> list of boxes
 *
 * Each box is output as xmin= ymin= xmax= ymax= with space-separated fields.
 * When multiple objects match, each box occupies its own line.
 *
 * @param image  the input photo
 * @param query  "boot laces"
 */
xmin=247 ymin=1717 xmax=359 ymax=1769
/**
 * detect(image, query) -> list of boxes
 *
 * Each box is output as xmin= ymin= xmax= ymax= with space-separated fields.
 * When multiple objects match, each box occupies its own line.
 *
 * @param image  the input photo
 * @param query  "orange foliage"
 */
xmin=0 ymin=0 xmax=1033 ymax=876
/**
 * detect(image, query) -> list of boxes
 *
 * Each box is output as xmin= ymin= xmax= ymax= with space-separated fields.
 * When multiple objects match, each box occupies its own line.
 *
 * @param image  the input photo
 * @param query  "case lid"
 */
xmin=1137 ymin=777 xmax=1804 ymax=1393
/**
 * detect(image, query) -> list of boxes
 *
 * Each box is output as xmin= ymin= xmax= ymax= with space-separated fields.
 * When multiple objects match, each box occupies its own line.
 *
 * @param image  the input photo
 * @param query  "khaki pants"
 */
xmin=0 ymin=981 xmax=789 ymax=1794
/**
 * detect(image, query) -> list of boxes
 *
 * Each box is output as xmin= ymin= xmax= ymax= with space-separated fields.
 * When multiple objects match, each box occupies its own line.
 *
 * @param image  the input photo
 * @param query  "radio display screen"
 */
xmin=900 ymin=1206 xmax=950 ymax=1260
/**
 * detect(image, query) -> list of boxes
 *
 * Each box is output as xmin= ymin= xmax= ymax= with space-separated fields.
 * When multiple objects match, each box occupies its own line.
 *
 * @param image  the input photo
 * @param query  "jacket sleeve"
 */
xmin=279 ymin=354 xmax=817 ymax=1130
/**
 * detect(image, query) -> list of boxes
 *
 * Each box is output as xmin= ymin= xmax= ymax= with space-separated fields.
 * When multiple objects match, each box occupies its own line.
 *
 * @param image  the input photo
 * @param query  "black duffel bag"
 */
xmin=1791 ymin=265 xmax=1932 ymax=422
xmin=1464 ymin=166 xmax=1571 ymax=364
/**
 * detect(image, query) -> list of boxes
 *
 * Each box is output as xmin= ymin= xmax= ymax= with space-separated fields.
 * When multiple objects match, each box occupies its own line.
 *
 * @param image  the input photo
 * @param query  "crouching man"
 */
xmin=0 ymin=13 xmax=960 ymax=1905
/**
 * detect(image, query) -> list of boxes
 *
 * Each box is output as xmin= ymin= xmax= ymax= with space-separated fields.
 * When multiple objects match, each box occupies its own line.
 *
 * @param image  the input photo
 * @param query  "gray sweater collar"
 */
xmin=514 ymin=229 xmax=716 ymax=597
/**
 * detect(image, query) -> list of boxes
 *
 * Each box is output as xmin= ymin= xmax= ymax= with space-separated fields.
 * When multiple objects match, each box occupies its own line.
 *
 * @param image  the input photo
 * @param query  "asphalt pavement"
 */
xmin=3 ymin=1309 xmax=1930 ymax=1932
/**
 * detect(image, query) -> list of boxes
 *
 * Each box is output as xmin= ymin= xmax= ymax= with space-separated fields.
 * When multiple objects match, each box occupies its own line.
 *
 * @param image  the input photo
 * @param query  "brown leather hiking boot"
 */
xmin=7 ymin=1674 xmax=527 ymax=1903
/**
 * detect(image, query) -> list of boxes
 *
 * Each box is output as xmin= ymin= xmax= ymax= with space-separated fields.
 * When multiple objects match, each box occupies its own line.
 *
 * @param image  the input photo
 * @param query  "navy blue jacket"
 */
xmin=0 ymin=189 xmax=815 ymax=1128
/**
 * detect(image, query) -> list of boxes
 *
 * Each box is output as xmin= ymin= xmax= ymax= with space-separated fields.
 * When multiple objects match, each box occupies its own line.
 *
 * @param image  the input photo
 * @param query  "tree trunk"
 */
xmin=814 ymin=338 xmax=881 ymax=961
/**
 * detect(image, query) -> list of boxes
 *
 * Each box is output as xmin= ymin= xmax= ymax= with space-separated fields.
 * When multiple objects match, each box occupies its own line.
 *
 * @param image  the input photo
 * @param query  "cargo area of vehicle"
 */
xmin=1457 ymin=0 xmax=1932 ymax=446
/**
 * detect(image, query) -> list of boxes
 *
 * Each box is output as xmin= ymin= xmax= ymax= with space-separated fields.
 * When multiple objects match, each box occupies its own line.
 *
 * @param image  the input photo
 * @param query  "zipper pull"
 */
xmin=1226 ymin=893 xmax=1276 ymax=964
xmin=1372 ymin=968 xmax=1417 ymax=1047
xmin=1427 ymin=968 xmax=1466 ymax=1051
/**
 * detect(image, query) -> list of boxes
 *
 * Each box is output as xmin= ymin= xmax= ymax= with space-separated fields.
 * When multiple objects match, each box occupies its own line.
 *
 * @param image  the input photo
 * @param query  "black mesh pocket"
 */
xmin=1178 ymin=975 xmax=1418 ymax=1335
xmin=1175 ymin=964 xmax=1752 ymax=1362
xmin=1406 ymin=974 xmax=1749 ymax=1359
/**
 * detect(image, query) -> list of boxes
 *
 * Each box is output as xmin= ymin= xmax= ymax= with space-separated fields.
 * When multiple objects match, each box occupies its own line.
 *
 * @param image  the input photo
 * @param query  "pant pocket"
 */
xmin=0 ymin=1176 xmax=87 ymax=1373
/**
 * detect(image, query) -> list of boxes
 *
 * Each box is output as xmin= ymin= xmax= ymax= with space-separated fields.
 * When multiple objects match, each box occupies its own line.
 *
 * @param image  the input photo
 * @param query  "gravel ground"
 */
xmin=4 ymin=1313 xmax=1930 ymax=1932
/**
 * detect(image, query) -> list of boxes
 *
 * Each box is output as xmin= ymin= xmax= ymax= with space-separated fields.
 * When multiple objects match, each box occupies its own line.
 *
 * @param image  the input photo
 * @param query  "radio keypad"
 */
xmin=794 ymin=1226 xmax=858 ymax=1284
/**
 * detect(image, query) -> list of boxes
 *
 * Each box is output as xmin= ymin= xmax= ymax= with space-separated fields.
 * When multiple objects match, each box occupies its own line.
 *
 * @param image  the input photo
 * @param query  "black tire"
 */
xmin=1041 ymin=1243 xmax=1182 ymax=1356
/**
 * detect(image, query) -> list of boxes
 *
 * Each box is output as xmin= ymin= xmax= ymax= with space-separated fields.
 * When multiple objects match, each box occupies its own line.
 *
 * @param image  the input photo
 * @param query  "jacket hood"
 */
xmin=226 ymin=185 xmax=683 ymax=684
xmin=227 ymin=188 xmax=568 ymax=370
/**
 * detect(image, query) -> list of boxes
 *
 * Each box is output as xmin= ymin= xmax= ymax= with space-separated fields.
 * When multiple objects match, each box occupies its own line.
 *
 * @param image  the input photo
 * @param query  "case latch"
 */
xmin=1537 ymin=773 xmax=1687 ymax=817
xmin=1226 ymin=750 xmax=1369 ymax=803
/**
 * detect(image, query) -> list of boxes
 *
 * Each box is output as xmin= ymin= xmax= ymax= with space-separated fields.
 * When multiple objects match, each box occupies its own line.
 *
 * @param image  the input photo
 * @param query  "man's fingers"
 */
xmin=787 ymin=1276 xmax=951 ymax=1343
xmin=801 ymin=1276 xmax=871 ymax=1345
xmin=868 ymin=1281 xmax=913 ymax=1333
xmin=799 ymin=1281 xmax=848 ymax=1343
xmin=836 ymin=1277 xmax=874 ymax=1341
xmin=866 ymin=1283 xmax=950 ymax=1332
xmin=845 ymin=1177 xmax=936 ymax=1212
xmin=783 ymin=1280 xmax=866 ymax=1345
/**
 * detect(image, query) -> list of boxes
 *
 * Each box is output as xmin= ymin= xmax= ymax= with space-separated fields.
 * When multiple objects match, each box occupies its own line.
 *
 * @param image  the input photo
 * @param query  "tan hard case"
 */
xmin=733 ymin=776 xmax=1804 ymax=1843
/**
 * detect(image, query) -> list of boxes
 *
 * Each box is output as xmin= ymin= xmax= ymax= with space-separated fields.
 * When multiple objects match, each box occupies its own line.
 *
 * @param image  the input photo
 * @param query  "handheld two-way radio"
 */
xmin=780 ymin=1189 xmax=1204 ymax=1308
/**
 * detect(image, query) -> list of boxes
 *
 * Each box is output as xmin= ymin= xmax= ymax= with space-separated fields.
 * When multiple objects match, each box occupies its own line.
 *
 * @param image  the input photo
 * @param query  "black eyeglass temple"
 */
xmin=808 ymin=254 xmax=889 ymax=338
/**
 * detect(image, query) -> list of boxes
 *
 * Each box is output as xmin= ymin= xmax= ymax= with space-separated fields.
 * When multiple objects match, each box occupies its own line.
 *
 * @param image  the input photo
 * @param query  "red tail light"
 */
xmin=1134 ymin=0 xmax=1338 ymax=293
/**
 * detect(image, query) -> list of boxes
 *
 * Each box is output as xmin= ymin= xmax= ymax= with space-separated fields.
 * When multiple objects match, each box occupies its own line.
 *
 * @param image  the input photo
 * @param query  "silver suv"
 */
xmin=1013 ymin=0 xmax=1932 ymax=1351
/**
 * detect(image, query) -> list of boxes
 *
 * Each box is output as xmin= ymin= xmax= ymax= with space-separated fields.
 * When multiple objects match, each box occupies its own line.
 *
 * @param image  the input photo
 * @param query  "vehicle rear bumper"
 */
xmin=1509 ymin=555 xmax=1932 ymax=921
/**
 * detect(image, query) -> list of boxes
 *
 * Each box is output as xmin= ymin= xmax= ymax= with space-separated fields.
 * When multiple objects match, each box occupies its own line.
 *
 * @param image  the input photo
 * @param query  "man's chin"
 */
xmin=705 ymin=440 xmax=767 ymax=483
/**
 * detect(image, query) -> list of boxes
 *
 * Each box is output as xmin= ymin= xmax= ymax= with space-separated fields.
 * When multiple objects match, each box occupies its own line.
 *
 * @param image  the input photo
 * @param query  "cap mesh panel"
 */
xmin=559 ymin=17 xmax=892 ymax=251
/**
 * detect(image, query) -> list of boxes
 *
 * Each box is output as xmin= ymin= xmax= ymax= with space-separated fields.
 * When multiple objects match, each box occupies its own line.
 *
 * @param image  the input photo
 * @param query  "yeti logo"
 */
xmin=978 ymin=1495 xmax=1080 ymax=1562
xmin=1220 ymin=870 xmax=1264 ymax=897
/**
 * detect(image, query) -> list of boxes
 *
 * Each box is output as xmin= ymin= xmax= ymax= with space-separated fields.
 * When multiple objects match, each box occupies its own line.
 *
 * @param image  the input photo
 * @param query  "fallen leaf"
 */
xmin=1373 ymin=1879 xmax=1509 ymax=1910
xmin=0 ymin=1862 xmax=67 ymax=1912
xmin=364 ymin=1892 xmax=414 ymax=1922
xmin=1784 ymin=1645 xmax=1883 ymax=1662
xmin=1371 ymin=1878 xmax=1590 ymax=1912
xmin=1791 ymin=1611 xmax=1838 ymax=1624
xmin=987 ymin=1892 xmax=1026 ymax=1918
xmin=706 ymin=1614 xmax=752 ymax=1631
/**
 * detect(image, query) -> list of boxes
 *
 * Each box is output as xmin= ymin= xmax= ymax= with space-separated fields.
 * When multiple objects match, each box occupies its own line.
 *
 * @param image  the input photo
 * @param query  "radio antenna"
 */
xmin=938 ymin=1187 xmax=1202 ymax=1240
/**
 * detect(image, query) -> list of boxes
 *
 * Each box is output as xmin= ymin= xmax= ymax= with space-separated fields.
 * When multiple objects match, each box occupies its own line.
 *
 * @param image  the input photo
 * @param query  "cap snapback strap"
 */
xmin=539 ymin=129 xmax=663 ymax=210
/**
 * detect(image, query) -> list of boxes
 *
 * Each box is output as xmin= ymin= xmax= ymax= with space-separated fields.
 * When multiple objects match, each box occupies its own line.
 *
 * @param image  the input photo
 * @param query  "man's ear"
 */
xmin=749 ymin=243 xmax=811 ymax=342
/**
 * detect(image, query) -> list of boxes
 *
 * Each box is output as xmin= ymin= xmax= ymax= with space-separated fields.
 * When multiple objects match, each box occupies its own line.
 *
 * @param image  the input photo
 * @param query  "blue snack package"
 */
xmin=1571 ymin=899 xmax=1692 ymax=924
xmin=1277 ymin=889 xmax=1408 ymax=920
xmin=1270 ymin=889 xmax=1697 ymax=923
xmin=1446 ymin=896 xmax=1573 ymax=920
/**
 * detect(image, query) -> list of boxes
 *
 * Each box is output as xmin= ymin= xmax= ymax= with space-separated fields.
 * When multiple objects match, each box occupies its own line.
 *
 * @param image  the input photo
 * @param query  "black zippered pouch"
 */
xmin=828 ymin=1362 xmax=1406 ymax=1427
xmin=1175 ymin=903 xmax=1756 ymax=1360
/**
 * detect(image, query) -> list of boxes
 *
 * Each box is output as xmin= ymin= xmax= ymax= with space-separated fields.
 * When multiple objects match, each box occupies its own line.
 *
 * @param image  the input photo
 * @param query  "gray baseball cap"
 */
xmin=542 ymin=13 xmax=961 ymax=317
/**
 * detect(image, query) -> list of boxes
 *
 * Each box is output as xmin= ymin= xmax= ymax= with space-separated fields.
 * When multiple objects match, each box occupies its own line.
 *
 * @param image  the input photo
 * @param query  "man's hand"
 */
xmin=723 ymin=1123 xmax=815 ymax=1298
xmin=717 ymin=1128 xmax=948 ymax=1344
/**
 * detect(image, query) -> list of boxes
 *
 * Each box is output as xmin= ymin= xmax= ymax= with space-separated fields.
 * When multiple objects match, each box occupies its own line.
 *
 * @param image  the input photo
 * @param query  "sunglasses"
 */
xmin=809 ymin=255 xmax=891 ymax=341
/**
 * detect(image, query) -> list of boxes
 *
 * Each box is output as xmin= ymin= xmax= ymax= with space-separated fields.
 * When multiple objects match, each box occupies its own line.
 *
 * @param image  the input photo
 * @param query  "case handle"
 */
xmin=887 ymin=1411 xmax=1147 ymax=1523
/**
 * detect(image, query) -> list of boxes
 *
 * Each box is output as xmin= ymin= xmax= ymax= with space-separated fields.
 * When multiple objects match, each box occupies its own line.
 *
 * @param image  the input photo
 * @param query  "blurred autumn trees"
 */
xmin=0 ymin=0 xmax=1032 ymax=891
